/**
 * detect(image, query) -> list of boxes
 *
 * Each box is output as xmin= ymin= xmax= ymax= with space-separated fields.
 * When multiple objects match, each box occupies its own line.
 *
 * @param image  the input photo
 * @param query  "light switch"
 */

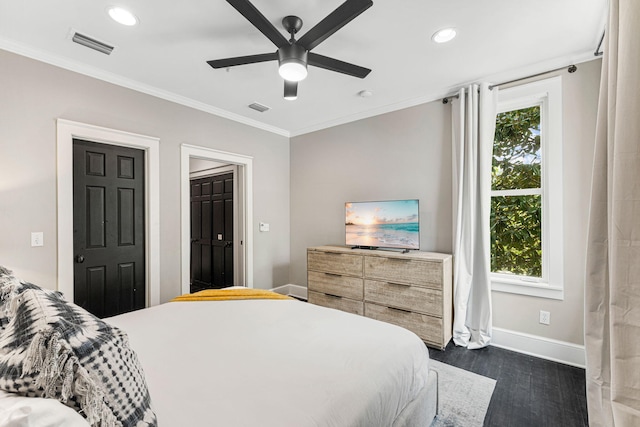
xmin=259 ymin=222 xmax=270 ymax=232
xmin=31 ymin=232 xmax=44 ymax=247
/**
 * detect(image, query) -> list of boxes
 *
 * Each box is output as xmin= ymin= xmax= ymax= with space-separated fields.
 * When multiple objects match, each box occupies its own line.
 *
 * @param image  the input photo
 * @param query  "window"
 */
xmin=490 ymin=77 xmax=564 ymax=300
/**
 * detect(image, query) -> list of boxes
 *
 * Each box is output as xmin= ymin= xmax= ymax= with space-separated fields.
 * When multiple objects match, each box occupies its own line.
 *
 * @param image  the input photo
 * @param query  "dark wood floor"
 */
xmin=428 ymin=341 xmax=589 ymax=427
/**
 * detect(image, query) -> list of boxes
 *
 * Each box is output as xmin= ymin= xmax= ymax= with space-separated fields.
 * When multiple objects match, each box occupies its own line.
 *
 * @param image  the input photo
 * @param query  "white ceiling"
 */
xmin=0 ymin=0 xmax=607 ymax=137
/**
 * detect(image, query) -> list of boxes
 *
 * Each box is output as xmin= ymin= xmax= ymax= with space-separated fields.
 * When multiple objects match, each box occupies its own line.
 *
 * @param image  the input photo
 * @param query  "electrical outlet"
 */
xmin=31 ymin=232 xmax=44 ymax=247
xmin=539 ymin=310 xmax=551 ymax=325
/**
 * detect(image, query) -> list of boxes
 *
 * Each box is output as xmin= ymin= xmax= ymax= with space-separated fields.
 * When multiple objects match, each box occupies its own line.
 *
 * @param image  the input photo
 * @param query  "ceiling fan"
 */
xmin=207 ymin=0 xmax=373 ymax=100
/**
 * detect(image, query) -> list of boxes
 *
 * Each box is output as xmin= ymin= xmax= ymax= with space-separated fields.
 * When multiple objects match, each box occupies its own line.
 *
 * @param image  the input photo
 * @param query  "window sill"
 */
xmin=491 ymin=276 xmax=564 ymax=300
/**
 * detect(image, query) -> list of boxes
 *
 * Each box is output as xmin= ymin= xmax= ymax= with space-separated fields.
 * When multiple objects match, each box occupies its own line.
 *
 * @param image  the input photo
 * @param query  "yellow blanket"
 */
xmin=171 ymin=288 xmax=292 ymax=302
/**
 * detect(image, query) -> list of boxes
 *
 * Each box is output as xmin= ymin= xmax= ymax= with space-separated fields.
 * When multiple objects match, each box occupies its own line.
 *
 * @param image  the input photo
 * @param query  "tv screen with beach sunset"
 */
xmin=345 ymin=200 xmax=420 ymax=250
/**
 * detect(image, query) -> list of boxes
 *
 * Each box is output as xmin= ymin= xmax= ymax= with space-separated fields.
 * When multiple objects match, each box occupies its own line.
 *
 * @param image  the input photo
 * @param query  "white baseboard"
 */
xmin=266 ymin=288 xmax=584 ymax=368
xmin=270 ymin=284 xmax=308 ymax=300
xmin=491 ymin=327 xmax=585 ymax=368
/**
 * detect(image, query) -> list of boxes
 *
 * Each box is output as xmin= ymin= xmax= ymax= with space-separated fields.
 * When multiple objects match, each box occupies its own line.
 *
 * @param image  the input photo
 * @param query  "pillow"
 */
xmin=0 ymin=267 xmax=63 ymax=330
xmin=0 ymin=390 xmax=89 ymax=427
xmin=0 ymin=269 xmax=157 ymax=427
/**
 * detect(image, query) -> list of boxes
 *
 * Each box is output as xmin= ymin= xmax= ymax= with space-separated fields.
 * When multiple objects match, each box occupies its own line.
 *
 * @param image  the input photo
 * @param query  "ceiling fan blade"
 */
xmin=227 ymin=0 xmax=289 ymax=48
xmin=284 ymin=80 xmax=298 ymax=100
xmin=308 ymin=52 xmax=371 ymax=78
xmin=297 ymin=0 xmax=373 ymax=51
xmin=207 ymin=52 xmax=277 ymax=69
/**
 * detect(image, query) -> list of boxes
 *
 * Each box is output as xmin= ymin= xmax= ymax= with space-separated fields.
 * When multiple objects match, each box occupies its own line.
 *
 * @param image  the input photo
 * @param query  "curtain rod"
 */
xmin=441 ymin=64 xmax=577 ymax=104
xmin=488 ymin=64 xmax=577 ymax=90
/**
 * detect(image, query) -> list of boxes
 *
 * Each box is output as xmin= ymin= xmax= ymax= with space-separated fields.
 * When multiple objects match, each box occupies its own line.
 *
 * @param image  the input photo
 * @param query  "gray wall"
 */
xmin=290 ymin=101 xmax=453 ymax=285
xmin=0 ymin=49 xmax=290 ymax=302
xmin=290 ymin=59 xmax=602 ymax=346
xmin=0 ymin=46 xmax=602 ymax=345
xmin=491 ymin=59 xmax=601 ymax=345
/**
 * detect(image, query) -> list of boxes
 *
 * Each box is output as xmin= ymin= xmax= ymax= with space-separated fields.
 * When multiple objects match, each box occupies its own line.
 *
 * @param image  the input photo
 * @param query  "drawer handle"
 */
xmin=387 ymin=282 xmax=411 ymax=287
xmin=325 ymin=293 xmax=342 ymax=299
xmin=388 ymin=306 xmax=411 ymax=314
xmin=324 ymin=272 xmax=342 ymax=277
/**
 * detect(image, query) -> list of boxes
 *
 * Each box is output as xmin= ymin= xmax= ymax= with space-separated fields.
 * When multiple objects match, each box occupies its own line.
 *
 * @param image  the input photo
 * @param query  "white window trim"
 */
xmin=491 ymin=76 xmax=564 ymax=300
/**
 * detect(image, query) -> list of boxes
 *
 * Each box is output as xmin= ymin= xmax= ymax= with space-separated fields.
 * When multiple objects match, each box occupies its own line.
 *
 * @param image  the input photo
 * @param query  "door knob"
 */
xmin=76 ymin=255 xmax=85 ymax=263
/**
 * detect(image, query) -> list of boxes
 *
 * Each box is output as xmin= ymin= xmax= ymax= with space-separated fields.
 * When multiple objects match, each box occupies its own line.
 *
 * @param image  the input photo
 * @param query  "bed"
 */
xmin=0 ymin=271 xmax=438 ymax=427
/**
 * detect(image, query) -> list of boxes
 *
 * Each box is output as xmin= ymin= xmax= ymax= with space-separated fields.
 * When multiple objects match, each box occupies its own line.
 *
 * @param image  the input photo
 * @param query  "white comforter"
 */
xmin=106 ymin=299 xmax=430 ymax=427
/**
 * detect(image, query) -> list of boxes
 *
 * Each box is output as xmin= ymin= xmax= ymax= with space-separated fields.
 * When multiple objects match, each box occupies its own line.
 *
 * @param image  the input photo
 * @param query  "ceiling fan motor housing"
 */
xmin=278 ymin=44 xmax=307 ymax=65
xmin=278 ymin=44 xmax=308 ymax=81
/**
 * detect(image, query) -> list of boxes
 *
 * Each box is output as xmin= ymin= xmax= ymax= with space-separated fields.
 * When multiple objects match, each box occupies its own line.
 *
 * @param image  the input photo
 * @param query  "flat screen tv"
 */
xmin=345 ymin=199 xmax=420 ymax=251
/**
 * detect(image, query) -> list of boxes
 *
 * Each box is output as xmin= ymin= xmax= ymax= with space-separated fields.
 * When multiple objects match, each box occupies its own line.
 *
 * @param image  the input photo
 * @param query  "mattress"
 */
xmin=106 ymin=298 xmax=433 ymax=426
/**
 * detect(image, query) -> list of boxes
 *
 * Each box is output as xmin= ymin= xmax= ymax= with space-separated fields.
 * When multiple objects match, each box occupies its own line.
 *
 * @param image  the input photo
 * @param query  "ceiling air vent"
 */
xmin=72 ymin=32 xmax=114 ymax=55
xmin=248 ymin=102 xmax=270 ymax=113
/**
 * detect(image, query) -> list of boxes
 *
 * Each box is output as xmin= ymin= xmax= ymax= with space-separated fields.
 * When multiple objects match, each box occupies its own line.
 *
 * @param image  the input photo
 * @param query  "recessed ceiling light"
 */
xmin=432 ymin=28 xmax=456 ymax=43
xmin=108 ymin=7 xmax=138 ymax=26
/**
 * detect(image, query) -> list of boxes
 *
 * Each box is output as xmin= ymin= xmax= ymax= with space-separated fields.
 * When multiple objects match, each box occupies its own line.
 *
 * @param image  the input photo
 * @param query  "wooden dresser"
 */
xmin=307 ymin=245 xmax=452 ymax=349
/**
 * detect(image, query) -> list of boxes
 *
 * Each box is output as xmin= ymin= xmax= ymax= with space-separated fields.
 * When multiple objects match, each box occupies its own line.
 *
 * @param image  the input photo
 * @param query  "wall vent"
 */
xmin=248 ymin=102 xmax=270 ymax=113
xmin=72 ymin=32 xmax=114 ymax=55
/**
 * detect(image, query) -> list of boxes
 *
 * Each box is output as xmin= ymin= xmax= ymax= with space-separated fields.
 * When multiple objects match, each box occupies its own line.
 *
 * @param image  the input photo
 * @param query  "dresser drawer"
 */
xmin=308 ymin=271 xmax=363 ymax=300
xmin=364 ymin=256 xmax=442 ymax=288
xmin=308 ymin=251 xmax=363 ymax=277
xmin=364 ymin=280 xmax=442 ymax=317
xmin=308 ymin=291 xmax=364 ymax=316
xmin=364 ymin=303 xmax=443 ymax=347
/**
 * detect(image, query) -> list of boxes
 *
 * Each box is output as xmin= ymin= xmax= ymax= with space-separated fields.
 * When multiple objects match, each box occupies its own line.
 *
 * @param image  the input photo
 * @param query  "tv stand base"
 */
xmin=351 ymin=246 xmax=409 ymax=254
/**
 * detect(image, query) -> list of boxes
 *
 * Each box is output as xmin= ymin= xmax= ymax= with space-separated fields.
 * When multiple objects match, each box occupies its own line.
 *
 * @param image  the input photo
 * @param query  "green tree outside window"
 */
xmin=491 ymin=106 xmax=542 ymax=277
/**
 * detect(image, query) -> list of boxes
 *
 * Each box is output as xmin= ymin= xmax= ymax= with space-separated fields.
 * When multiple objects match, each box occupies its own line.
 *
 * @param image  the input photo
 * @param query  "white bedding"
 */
xmin=0 ymin=392 xmax=89 ymax=427
xmin=106 ymin=298 xmax=431 ymax=427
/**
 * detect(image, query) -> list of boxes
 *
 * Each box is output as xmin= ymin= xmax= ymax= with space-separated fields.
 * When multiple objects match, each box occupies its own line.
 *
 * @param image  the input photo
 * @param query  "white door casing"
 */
xmin=56 ymin=119 xmax=160 ymax=307
xmin=180 ymin=144 xmax=253 ymax=295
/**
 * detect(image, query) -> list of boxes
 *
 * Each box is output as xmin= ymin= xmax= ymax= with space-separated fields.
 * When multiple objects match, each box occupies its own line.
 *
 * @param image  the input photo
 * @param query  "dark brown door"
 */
xmin=73 ymin=139 xmax=145 ymax=318
xmin=190 ymin=172 xmax=234 ymax=292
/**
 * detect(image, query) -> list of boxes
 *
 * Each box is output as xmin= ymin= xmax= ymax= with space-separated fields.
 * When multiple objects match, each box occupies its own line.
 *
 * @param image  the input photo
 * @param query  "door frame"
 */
xmin=180 ymin=144 xmax=253 ymax=294
xmin=56 ymin=119 xmax=160 ymax=306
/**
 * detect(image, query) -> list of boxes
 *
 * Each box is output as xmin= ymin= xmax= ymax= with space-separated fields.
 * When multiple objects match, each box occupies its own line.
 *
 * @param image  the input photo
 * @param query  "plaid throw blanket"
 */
xmin=0 ymin=267 xmax=157 ymax=426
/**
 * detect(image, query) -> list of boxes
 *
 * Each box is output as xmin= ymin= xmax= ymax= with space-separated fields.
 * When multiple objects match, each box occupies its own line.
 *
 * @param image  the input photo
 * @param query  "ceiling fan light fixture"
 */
xmin=278 ymin=44 xmax=308 ymax=82
xmin=432 ymin=27 xmax=457 ymax=43
xmin=279 ymin=62 xmax=307 ymax=82
xmin=107 ymin=7 xmax=138 ymax=26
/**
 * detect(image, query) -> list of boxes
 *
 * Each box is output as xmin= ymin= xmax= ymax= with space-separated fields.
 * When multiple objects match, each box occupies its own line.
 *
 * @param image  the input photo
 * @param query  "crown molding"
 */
xmin=0 ymin=37 xmax=290 ymax=138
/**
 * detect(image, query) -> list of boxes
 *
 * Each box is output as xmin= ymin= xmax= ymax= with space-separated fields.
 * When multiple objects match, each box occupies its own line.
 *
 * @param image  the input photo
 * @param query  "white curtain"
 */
xmin=451 ymin=83 xmax=497 ymax=349
xmin=585 ymin=0 xmax=640 ymax=425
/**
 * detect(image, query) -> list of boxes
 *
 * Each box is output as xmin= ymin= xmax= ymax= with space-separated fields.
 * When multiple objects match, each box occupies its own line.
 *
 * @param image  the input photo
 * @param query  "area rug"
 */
xmin=429 ymin=360 xmax=496 ymax=427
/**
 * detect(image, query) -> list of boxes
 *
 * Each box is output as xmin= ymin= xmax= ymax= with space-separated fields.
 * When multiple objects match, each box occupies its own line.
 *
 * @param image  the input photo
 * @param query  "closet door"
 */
xmin=73 ymin=139 xmax=146 ymax=318
xmin=190 ymin=172 xmax=234 ymax=292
